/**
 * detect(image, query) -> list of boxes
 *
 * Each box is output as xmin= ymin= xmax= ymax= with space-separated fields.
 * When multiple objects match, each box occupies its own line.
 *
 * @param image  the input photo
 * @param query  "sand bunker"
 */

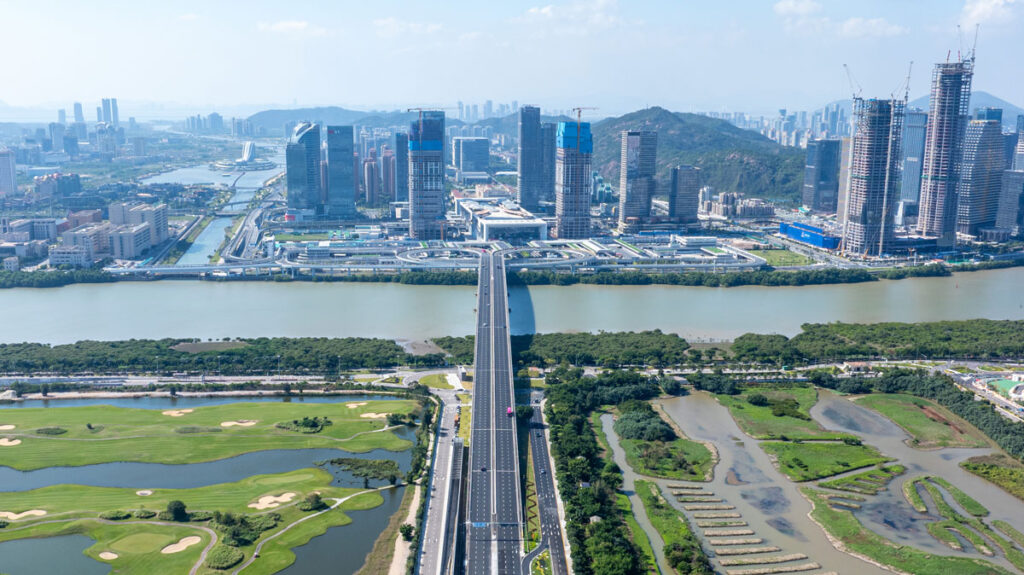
xmin=360 ymin=412 xmax=387 ymax=419
xmin=136 ymin=490 xmax=154 ymax=496
xmin=0 ymin=438 xmax=21 ymax=447
xmin=0 ymin=425 xmax=14 ymax=431
xmin=98 ymin=552 xmax=119 ymax=561
xmin=0 ymin=509 xmax=47 ymax=520
xmin=161 ymin=536 xmax=202 ymax=554
xmin=220 ymin=420 xmax=258 ymax=427
xmin=162 ymin=409 xmax=194 ymax=417
xmin=248 ymin=492 xmax=297 ymax=510
xmin=346 ymin=402 xmax=368 ymax=409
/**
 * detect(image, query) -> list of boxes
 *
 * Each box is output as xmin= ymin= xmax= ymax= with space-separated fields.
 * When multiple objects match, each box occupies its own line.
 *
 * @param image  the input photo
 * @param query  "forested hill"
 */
xmin=591 ymin=106 xmax=805 ymax=204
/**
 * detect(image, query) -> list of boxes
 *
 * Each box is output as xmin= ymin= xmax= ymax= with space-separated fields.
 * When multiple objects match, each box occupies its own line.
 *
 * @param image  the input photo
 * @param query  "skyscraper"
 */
xmin=1015 ymin=132 xmax=1024 ymax=171
xmin=408 ymin=112 xmax=446 ymax=240
xmin=899 ymin=110 xmax=928 ymax=203
xmin=956 ymin=114 xmax=1005 ymax=236
xmin=996 ymin=170 xmax=1024 ymax=234
xmin=363 ymin=158 xmax=380 ymax=205
xmin=841 ymin=98 xmax=904 ymax=256
xmin=540 ymin=123 xmax=557 ymax=204
xmin=73 ymin=102 xmax=84 ymax=124
xmin=554 ymin=121 xmax=592 ymax=239
xmin=101 ymin=99 xmax=112 ymax=124
xmin=110 ymin=98 xmax=119 ymax=127
xmin=669 ymin=166 xmax=701 ymax=225
xmin=802 ymin=139 xmax=842 ymax=213
xmin=58 ymin=109 xmax=66 ymax=124
xmin=381 ymin=150 xmax=396 ymax=202
xmin=517 ymin=106 xmax=543 ymax=211
xmin=285 ymin=122 xmax=322 ymax=214
xmin=394 ymin=132 xmax=409 ymax=202
xmin=0 ymin=148 xmax=16 ymax=196
xmin=452 ymin=137 xmax=489 ymax=173
xmin=96 ymin=106 xmax=102 ymax=123
xmin=325 ymin=126 xmax=356 ymax=218
xmin=618 ymin=130 xmax=658 ymax=231
xmin=917 ymin=59 xmax=974 ymax=246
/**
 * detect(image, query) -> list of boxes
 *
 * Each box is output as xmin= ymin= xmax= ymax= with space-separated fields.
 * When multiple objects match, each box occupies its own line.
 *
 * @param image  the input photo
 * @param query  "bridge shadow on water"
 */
xmin=506 ymin=272 xmax=537 ymax=361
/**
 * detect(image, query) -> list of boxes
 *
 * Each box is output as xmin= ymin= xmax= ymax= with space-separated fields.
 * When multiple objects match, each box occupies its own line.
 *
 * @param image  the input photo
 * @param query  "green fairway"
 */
xmin=802 ymin=487 xmax=1014 ymax=575
xmin=717 ymin=386 xmax=850 ymax=440
xmin=761 ymin=441 xmax=892 ymax=481
xmin=747 ymin=249 xmax=815 ymax=267
xmin=856 ymin=394 xmax=991 ymax=449
xmin=0 ymin=468 xmax=386 ymax=575
xmin=0 ymin=400 xmax=417 ymax=470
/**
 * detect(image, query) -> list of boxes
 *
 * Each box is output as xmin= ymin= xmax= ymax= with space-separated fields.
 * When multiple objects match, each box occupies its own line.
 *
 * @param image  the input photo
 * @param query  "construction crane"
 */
xmin=842 ymin=64 xmax=862 ymax=100
xmin=570 ymin=107 xmax=598 ymax=149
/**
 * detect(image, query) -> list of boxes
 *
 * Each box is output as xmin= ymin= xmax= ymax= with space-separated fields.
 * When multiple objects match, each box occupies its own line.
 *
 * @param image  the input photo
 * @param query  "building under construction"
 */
xmin=841 ymin=97 xmax=904 ymax=257
xmin=917 ymin=58 xmax=974 ymax=246
xmin=554 ymin=121 xmax=593 ymax=239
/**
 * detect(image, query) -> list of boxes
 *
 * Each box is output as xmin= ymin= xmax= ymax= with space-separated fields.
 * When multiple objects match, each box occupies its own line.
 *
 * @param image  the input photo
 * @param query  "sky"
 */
xmin=0 ymin=0 xmax=1021 ymax=120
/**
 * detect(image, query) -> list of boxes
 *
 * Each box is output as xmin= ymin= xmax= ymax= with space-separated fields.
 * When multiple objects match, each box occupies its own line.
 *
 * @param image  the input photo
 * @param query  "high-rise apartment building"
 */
xmin=0 ymin=148 xmax=15 ymax=196
xmin=73 ymin=102 xmax=84 ymax=124
xmin=802 ymin=139 xmax=842 ymax=213
xmin=669 ymin=166 xmax=701 ymax=225
xmin=517 ymin=106 xmax=543 ymax=211
xmin=554 ymin=121 xmax=592 ymax=239
xmin=917 ymin=59 xmax=974 ymax=246
xmin=325 ymin=126 xmax=356 ymax=218
xmin=900 ymin=110 xmax=928 ymax=203
xmin=408 ymin=112 xmax=446 ymax=240
xmin=1015 ymin=132 xmax=1024 ymax=171
xmin=618 ymin=131 xmax=658 ymax=231
xmin=956 ymin=115 xmax=1005 ymax=236
xmin=101 ymin=99 xmax=112 ymax=124
xmin=996 ymin=170 xmax=1024 ymax=234
xmin=841 ymin=98 xmax=904 ymax=256
xmin=285 ymin=122 xmax=322 ymax=213
xmin=58 ymin=109 xmax=66 ymax=124
xmin=363 ymin=159 xmax=380 ymax=205
xmin=381 ymin=150 xmax=396 ymax=202
xmin=110 ymin=98 xmax=119 ymax=127
xmin=394 ymin=132 xmax=409 ymax=202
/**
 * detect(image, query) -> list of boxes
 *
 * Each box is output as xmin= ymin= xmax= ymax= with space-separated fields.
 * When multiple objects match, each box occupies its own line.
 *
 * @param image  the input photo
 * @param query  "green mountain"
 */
xmin=590 ymin=107 xmax=805 ymax=204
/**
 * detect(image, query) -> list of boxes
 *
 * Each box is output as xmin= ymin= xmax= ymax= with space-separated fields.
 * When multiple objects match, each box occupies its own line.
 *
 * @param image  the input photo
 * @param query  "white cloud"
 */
xmin=257 ymin=20 xmax=327 ymax=37
xmin=839 ymin=17 xmax=908 ymax=38
xmin=773 ymin=0 xmax=821 ymax=17
xmin=178 ymin=13 xmax=199 ymax=22
xmin=960 ymin=0 xmax=1018 ymax=27
xmin=516 ymin=0 xmax=624 ymax=35
xmin=372 ymin=18 xmax=442 ymax=39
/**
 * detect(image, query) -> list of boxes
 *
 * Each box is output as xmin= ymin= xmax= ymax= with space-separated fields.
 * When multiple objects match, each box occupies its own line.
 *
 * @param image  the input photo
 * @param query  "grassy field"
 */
xmin=0 ymin=401 xmax=417 ymax=470
xmin=0 ymin=468 xmax=386 ymax=575
xmin=857 ymin=394 xmax=991 ymax=449
xmin=717 ymin=386 xmax=850 ymax=440
xmin=802 ymin=487 xmax=1014 ymax=575
xmin=616 ymin=493 xmax=658 ymax=574
xmin=620 ymin=438 xmax=713 ymax=482
xmin=634 ymin=480 xmax=710 ymax=575
xmin=962 ymin=454 xmax=1024 ymax=501
xmin=817 ymin=465 xmax=905 ymax=495
xmin=761 ymin=441 xmax=892 ymax=481
xmin=747 ymin=249 xmax=815 ymax=267
xmin=419 ymin=373 xmax=453 ymax=389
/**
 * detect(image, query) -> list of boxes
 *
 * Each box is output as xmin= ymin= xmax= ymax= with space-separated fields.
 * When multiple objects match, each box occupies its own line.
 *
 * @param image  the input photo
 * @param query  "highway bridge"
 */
xmin=465 ymin=251 xmax=523 ymax=574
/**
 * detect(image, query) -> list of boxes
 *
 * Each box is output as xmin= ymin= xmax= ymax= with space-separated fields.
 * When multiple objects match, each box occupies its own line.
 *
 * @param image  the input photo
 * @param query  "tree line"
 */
xmin=0 ymin=337 xmax=446 ymax=375
xmin=0 ymin=269 xmax=115 ymax=289
xmin=731 ymin=319 xmax=1024 ymax=364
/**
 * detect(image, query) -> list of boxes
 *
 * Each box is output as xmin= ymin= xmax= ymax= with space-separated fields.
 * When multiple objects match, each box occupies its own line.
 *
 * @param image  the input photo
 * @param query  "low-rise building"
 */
xmin=455 ymin=197 xmax=547 ymax=243
xmin=111 ymin=223 xmax=152 ymax=259
xmin=2 ymin=256 xmax=18 ymax=271
xmin=48 ymin=245 xmax=92 ymax=268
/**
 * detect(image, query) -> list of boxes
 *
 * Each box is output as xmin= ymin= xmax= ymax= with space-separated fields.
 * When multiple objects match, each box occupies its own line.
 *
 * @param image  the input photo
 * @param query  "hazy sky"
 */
xmin=0 ymin=0 xmax=1021 ymax=118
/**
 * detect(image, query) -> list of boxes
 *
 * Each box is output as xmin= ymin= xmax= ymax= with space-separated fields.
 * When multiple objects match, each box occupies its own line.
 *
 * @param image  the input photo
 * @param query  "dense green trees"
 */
xmin=0 ymin=269 xmax=115 ymax=289
xmin=433 ymin=331 xmax=691 ymax=367
xmin=732 ymin=320 xmax=1024 ymax=364
xmin=0 ymin=337 xmax=446 ymax=375
xmin=545 ymin=367 xmax=667 ymax=574
xmin=613 ymin=401 xmax=676 ymax=442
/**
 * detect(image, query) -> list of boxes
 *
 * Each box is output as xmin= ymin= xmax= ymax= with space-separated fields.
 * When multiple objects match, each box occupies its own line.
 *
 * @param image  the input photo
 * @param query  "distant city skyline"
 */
xmin=1 ymin=1 xmax=1022 ymax=120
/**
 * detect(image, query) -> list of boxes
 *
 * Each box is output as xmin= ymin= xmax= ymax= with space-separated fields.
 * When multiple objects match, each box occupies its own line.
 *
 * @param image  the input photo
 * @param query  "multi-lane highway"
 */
xmin=466 ymin=252 xmax=523 ymax=574
xmin=522 ymin=390 xmax=569 ymax=575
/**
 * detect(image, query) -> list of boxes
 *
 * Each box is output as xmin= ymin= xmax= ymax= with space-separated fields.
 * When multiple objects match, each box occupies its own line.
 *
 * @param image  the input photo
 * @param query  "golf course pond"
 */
xmin=0 ymin=395 xmax=419 ymax=575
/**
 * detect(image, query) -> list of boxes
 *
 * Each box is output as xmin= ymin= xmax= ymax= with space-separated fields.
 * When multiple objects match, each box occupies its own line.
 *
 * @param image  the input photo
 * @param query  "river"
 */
xmin=0 ymin=266 xmax=1022 ymax=344
xmin=140 ymin=150 xmax=284 ymax=266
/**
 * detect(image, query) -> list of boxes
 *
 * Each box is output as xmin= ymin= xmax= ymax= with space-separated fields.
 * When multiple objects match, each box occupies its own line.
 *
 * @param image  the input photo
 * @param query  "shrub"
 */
xmin=35 ymin=427 xmax=67 ymax=435
xmin=99 ymin=510 xmax=131 ymax=520
xmin=0 ymin=519 xmax=8 ymax=528
xmin=133 ymin=510 xmax=156 ymax=519
xmin=297 ymin=493 xmax=327 ymax=512
xmin=399 ymin=523 xmax=415 ymax=541
xmin=175 ymin=426 xmax=223 ymax=434
xmin=747 ymin=393 xmax=769 ymax=407
xmin=166 ymin=500 xmax=188 ymax=522
xmin=204 ymin=545 xmax=244 ymax=570
xmin=189 ymin=511 xmax=213 ymax=522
